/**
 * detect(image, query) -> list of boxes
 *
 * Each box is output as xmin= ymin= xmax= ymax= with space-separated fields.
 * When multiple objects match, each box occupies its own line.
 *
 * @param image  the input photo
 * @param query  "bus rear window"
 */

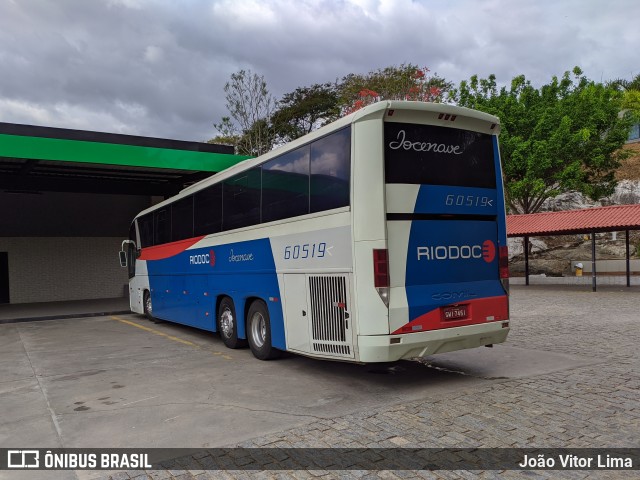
xmin=384 ymin=122 xmax=496 ymax=188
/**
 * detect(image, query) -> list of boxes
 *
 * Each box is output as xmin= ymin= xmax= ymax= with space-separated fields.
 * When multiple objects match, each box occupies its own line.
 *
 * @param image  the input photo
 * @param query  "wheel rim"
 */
xmin=251 ymin=312 xmax=266 ymax=348
xmin=220 ymin=307 xmax=234 ymax=339
xmin=145 ymin=294 xmax=152 ymax=315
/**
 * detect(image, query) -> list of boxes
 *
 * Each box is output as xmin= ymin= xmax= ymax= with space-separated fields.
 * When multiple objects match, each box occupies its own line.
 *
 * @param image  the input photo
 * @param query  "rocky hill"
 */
xmin=542 ymin=143 xmax=640 ymax=210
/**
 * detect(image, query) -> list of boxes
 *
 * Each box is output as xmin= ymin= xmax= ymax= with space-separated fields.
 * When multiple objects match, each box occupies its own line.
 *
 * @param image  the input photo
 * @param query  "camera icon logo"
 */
xmin=7 ymin=450 xmax=40 ymax=468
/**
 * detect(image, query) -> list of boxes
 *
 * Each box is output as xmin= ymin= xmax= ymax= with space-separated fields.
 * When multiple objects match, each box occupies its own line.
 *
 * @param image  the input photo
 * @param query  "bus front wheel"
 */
xmin=247 ymin=300 xmax=280 ymax=360
xmin=217 ymin=297 xmax=246 ymax=349
xmin=143 ymin=290 xmax=154 ymax=321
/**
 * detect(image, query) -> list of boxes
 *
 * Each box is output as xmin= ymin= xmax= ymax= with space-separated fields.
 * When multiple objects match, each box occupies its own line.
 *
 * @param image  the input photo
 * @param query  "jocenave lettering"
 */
xmin=388 ymin=129 xmax=463 ymax=155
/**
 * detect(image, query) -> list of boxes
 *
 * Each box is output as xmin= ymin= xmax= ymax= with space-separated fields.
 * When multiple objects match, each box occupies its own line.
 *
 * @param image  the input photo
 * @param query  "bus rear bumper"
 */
xmin=357 ymin=321 xmax=510 ymax=363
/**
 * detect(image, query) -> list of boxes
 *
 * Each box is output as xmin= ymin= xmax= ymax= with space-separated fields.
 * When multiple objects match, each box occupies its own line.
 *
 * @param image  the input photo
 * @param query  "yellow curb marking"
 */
xmin=110 ymin=316 xmax=232 ymax=360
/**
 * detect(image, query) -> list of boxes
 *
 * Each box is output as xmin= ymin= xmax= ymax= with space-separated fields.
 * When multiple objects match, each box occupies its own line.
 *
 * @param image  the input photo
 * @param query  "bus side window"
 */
xmin=310 ymin=127 xmax=351 ymax=213
xmin=138 ymin=214 xmax=154 ymax=247
xmin=194 ymin=183 xmax=222 ymax=236
xmin=171 ymin=196 xmax=194 ymax=242
xmin=154 ymin=208 xmax=170 ymax=245
xmin=223 ymin=167 xmax=261 ymax=231
xmin=262 ymin=146 xmax=310 ymax=223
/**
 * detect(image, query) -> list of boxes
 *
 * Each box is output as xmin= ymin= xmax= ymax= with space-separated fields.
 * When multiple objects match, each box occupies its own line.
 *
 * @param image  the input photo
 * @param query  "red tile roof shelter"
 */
xmin=507 ymin=204 xmax=640 ymax=237
xmin=506 ymin=204 xmax=640 ymax=291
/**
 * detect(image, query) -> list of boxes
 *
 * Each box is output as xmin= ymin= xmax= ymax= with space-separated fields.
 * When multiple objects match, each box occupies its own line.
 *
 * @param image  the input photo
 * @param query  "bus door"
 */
xmin=384 ymin=121 xmax=509 ymax=335
xmin=121 ymin=221 xmax=146 ymax=313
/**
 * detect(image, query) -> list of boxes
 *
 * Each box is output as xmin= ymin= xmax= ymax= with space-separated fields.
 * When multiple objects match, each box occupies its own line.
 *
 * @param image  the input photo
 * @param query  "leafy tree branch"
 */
xmin=452 ymin=67 xmax=633 ymax=213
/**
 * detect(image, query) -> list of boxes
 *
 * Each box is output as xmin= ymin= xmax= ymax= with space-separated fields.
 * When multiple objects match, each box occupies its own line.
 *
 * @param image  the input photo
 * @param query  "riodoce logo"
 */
xmin=388 ymin=130 xmax=464 ymax=155
xmin=417 ymin=240 xmax=495 ymax=263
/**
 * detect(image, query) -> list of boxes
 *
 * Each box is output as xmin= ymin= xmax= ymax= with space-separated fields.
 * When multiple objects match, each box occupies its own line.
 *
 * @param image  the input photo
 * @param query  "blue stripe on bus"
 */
xmin=144 ymin=238 xmax=286 ymax=349
xmin=404 ymin=219 xmax=501 ymax=322
xmin=413 ymin=185 xmax=498 ymax=215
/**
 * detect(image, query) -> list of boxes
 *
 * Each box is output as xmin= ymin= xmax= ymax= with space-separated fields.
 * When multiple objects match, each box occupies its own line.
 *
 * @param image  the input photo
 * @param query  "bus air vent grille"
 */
xmin=309 ymin=275 xmax=351 ymax=357
xmin=313 ymin=343 xmax=350 ymax=355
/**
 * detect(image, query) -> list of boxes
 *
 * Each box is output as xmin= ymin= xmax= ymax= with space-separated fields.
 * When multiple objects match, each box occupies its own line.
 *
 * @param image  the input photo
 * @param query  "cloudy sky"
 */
xmin=1 ymin=0 xmax=638 ymax=142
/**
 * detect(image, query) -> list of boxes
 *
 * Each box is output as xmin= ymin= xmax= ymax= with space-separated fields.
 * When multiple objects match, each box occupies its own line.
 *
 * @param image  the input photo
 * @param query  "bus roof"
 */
xmin=134 ymin=101 xmax=500 ymax=220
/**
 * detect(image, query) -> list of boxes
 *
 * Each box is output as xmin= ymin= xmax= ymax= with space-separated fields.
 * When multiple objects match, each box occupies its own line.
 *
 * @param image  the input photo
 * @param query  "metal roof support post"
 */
xmin=524 ymin=236 xmax=530 ymax=286
xmin=591 ymin=231 xmax=597 ymax=292
xmin=626 ymin=229 xmax=631 ymax=288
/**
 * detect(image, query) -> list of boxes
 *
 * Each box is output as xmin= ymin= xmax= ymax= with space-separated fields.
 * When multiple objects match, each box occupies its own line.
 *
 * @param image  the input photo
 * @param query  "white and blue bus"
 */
xmin=120 ymin=101 xmax=510 ymax=363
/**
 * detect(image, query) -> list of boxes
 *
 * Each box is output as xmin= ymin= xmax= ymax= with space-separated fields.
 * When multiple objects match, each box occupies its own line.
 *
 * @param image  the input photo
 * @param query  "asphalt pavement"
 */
xmin=1 ymin=285 xmax=638 ymax=479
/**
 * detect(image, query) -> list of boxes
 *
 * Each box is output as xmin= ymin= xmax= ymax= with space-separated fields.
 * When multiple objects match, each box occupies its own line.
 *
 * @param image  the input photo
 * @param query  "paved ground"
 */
xmin=1 ymin=285 xmax=639 ymax=479
xmin=0 ymin=297 xmax=129 ymax=323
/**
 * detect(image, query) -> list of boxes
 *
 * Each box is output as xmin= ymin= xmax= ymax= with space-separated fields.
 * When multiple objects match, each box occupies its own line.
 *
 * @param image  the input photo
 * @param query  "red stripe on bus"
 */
xmin=138 ymin=236 xmax=206 ymax=261
xmin=391 ymin=295 xmax=508 ymax=334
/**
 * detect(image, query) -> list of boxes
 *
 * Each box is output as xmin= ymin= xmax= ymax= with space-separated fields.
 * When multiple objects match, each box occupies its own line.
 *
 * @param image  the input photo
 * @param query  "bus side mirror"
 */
xmin=119 ymin=250 xmax=128 ymax=267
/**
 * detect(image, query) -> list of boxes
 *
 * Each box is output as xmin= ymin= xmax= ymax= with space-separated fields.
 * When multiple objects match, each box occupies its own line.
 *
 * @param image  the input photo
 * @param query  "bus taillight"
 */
xmin=499 ymin=246 xmax=509 ymax=278
xmin=499 ymin=246 xmax=510 ymax=295
xmin=373 ymin=249 xmax=390 ymax=308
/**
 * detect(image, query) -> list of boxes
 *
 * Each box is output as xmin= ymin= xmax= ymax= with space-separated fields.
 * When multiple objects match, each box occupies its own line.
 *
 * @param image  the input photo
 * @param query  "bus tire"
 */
xmin=143 ymin=290 xmax=154 ymax=321
xmin=247 ymin=300 xmax=280 ymax=360
xmin=217 ymin=297 xmax=246 ymax=349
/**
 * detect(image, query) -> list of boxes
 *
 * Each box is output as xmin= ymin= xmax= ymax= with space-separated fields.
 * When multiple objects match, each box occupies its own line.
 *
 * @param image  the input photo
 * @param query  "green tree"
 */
xmin=207 ymin=119 xmax=240 ymax=149
xmin=339 ymin=64 xmax=452 ymax=114
xmin=610 ymin=74 xmax=640 ymax=121
xmin=212 ymin=64 xmax=454 ymax=151
xmin=622 ymin=90 xmax=640 ymax=112
xmin=271 ymin=83 xmax=341 ymax=143
xmin=213 ymin=69 xmax=276 ymax=156
xmin=609 ymin=73 xmax=640 ymax=92
xmin=452 ymin=67 xmax=633 ymax=213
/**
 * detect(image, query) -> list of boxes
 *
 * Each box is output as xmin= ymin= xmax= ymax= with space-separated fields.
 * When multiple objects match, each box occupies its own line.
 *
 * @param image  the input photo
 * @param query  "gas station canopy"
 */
xmin=0 ymin=122 xmax=250 ymax=197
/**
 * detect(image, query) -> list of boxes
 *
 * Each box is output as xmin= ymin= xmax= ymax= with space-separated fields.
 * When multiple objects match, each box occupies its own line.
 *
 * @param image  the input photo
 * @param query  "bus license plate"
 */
xmin=442 ymin=305 xmax=468 ymax=320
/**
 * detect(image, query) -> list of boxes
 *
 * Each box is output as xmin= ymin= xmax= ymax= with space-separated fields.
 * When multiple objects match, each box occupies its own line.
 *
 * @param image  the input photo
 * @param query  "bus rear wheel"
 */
xmin=217 ymin=297 xmax=246 ymax=349
xmin=247 ymin=300 xmax=280 ymax=360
